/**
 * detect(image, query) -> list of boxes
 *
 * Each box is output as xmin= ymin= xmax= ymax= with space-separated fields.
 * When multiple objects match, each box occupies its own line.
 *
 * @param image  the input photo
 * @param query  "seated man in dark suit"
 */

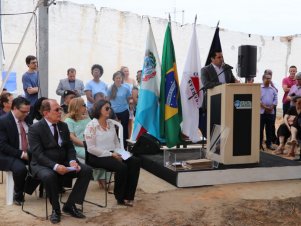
xmin=28 ymin=99 xmax=92 ymax=224
xmin=0 ymin=97 xmax=30 ymax=205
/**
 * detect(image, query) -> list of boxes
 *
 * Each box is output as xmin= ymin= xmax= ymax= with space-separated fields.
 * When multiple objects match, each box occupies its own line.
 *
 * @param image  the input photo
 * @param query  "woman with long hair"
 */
xmin=65 ymin=97 xmax=106 ymax=188
xmin=84 ymin=100 xmax=140 ymax=206
xmin=108 ymin=71 xmax=131 ymax=147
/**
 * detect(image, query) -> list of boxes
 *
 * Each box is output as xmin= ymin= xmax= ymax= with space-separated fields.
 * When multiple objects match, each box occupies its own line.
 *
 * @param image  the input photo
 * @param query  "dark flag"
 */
xmin=205 ymin=24 xmax=222 ymax=66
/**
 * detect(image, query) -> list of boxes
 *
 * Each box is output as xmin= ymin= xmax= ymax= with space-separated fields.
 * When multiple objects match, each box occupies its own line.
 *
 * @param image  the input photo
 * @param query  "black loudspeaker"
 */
xmin=131 ymin=133 xmax=161 ymax=155
xmin=237 ymin=45 xmax=257 ymax=78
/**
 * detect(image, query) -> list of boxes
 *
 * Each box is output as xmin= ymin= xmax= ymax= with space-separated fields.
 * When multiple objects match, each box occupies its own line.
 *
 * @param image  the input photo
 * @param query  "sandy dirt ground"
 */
xmin=1 ymin=117 xmax=301 ymax=226
xmin=1 ymin=169 xmax=301 ymax=226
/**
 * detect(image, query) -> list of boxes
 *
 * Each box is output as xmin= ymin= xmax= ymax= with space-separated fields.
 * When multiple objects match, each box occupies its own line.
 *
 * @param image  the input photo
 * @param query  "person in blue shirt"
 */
xmin=22 ymin=55 xmax=39 ymax=124
xmin=84 ymin=64 xmax=108 ymax=109
xmin=108 ymin=71 xmax=131 ymax=147
xmin=22 ymin=55 xmax=39 ymax=106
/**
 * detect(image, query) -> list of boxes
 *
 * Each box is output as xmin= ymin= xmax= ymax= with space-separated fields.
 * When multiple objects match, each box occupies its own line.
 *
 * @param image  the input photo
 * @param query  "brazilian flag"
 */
xmin=160 ymin=22 xmax=182 ymax=148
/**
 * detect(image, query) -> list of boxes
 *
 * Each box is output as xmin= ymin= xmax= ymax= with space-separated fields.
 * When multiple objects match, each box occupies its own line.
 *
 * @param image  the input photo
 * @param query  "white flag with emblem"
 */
xmin=180 ymin=23 xmax=203 ymax=142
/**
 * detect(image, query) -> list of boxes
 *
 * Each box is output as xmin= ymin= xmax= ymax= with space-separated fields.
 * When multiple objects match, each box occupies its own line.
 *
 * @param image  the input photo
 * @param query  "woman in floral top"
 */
xmin=84 ymin=100 xmax=140 ymax=206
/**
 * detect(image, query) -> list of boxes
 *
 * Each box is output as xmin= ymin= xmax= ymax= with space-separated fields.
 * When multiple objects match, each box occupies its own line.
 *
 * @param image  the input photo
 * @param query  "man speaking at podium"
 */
xmin=201 ymin=50 xmax=238 ymax=89
xmin=199 ymin=50 xmax=239 ymax=137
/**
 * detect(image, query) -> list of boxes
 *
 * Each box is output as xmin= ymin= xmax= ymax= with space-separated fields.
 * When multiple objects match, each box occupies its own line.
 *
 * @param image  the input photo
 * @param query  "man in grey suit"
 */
xmin=199 ymin=50 xmax=239 ymax=137
xmin=28 ymin=99 xmax=92 ymax=224
xmin=56 ymin=68 xmax=85 ymax=104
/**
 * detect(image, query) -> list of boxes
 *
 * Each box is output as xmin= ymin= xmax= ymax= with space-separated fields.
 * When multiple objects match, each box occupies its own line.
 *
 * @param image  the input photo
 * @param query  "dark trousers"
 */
xmin=260 ymin=113 xmax=274 ymax=147
xmin=88 ymin=155 xmax=140 ymax=201
xmin=116 ymin=109 xmax=129 ymax=148
xmin=0 ymin=158 xmax=27 ymax=199
xmin=283 ymin=102 xmax=290 ymax=117
xmin=36 ymin=163 xmax=92 ymax=211
xmin=198 ymin=108 xmax=207 ymax=138
xmin=271 ymin=106 xmax=277 ymax=143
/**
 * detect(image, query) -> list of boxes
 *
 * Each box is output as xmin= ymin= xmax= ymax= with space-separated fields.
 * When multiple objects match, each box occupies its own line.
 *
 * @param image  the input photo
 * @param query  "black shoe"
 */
xmin=50 ymin=210 xmax=61 ymax=224
xmin=117 ymin=199 xmax=125 ymax=205
xmin=63 ymin=204 xmax=85 ymax=218
xmin=267 ymin=145 xmax=276 ymax=150
xmin=13 ymin=193 xmax=24 ymax=206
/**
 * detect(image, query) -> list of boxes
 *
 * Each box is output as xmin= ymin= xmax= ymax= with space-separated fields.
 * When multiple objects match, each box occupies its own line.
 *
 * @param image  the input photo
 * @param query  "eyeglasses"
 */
xmin=82 ymin=103 xmax=86 ymax=107
xmin=18 ymin=109 xmax=30 ymax=114
xmin=52 ymin=107 xmax=63 ymax=112
xmin=105 ymin=106 xmax=111 ymax=111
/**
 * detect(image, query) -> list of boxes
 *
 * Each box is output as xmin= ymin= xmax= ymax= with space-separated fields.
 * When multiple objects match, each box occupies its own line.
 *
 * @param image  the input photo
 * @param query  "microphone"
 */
xmin=223 ymin=63 xmax=233 ymax=70
xmin=188 ymin=86 xmax=207 ymax=100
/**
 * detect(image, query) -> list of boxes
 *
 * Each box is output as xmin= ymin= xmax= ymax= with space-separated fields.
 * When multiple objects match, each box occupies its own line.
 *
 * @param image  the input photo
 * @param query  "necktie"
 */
xmin=19 ymin=121 xmax=28 ymax=153
xmin=52 ymin=124 xmax=58 ymax=143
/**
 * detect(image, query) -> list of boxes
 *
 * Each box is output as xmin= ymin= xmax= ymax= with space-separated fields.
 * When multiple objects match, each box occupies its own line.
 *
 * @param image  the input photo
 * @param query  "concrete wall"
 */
xmin=2 ymin=0 xmax=301 ymax=105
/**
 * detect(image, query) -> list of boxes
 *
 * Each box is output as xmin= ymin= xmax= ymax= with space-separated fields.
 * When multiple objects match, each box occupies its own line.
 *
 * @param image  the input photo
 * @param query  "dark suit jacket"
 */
xmin=28 ymin=118 xmax=77 ymax=176
xmin=201 ymin=64 xmax=236 ymax=89
xmin=0 ymin=112 xmax=24 ymax=170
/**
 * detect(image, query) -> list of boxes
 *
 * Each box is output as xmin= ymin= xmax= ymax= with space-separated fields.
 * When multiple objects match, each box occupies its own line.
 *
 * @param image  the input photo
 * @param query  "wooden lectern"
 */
xmin=206 ymin=83 xmax=260 ymax=165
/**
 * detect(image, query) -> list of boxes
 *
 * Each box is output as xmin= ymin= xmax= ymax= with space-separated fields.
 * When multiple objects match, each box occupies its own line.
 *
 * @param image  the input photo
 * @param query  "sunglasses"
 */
xmin=82 ymin=103 xmax=86 ymax=107
xmin=53 ymin=107 xmax=63 ymax=112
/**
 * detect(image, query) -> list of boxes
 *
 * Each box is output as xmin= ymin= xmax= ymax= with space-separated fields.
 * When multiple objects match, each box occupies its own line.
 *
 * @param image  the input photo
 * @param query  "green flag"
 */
xmin=160 ymin=22 xmax=182 ymax=148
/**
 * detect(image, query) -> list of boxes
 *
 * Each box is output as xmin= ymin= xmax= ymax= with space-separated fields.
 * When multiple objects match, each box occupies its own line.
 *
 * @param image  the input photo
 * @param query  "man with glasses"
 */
xmin=28 ymin=99 xmax=92 ymax=224
xmin=0 ymin=97 xmax=30 ymax=205
xmin=22 ymin=55 xmax=39 ymax=124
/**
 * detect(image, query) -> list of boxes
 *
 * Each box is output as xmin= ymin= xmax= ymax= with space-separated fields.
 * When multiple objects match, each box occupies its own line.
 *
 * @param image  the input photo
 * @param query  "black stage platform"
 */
xmin=139 ymin=150 xmax=301 ymax=187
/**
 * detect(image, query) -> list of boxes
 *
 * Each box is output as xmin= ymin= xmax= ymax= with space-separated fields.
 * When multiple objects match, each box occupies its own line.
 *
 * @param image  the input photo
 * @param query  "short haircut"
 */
xmin=209 ymin=50 xmax=222 ymax=59
xmin=40 ymin=99 xmax=56 ymax=113
xmin=94 ymin=92 xmax=105 ymax=99
xmin=33 ymin=97 xmax=48 ymax=121
xmin=137 ymin=70 xmax=142 ymax=74
xmin=289 ymin=65 xmax=297 ymax=69
xmin=264 ymin=69 xmax=272 ymax=75
xmin=67 ymin=68 xmax=76 ymax=74
xmin=25 ymin=55 xmax=37 ymax=65
xmin=92 ymin=99 xmax=111 ymax=119
xmin=0 ymin=92 xmax=13 ymax=108
xmin=91 ymin=64 xmax=104 ymax=75
xmin=11 ymin=96 xmax=30 ymax=109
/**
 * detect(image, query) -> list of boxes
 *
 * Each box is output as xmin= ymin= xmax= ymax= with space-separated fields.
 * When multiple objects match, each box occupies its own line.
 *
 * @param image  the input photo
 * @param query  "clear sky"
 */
xmin=62 ymin=0 xmax=300 ymax=36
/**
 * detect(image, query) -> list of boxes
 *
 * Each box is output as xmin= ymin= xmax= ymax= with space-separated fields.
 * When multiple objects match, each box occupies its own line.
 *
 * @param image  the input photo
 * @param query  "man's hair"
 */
xmin=40 ymin=99 xmax=55 ymax=113
xmin=209 ymin=50 xmax=222 ymax=59
xmin=25 ymin=55 xmax=37 ymax=65
xmin=289 ymin=65 xmax=297 ymax=69
xmin=262 ymin=74 xmax=271 ymax=80
xmin=0 ymin=92 xmax=12 ymax=108
xmin=137 ymin=70 xmax=142 ymax=74
xmin=67 ymin=68 xmax=76 ymax=74
xmin=91 ymin=64 xmax=104 ymax=75
xmin=11 ymin=96 xmax=30 ymax=109
xmin=264 ymin=69 xmax=272 ymax=75
xmin=92 ymin=99 xmax=111 ymax=119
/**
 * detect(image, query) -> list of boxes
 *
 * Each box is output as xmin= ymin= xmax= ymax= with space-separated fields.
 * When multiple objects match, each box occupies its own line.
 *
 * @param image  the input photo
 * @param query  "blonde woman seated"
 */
xmin=84 ymin=100 xmax=140 ymax=207
xmin=64 ymin=97 xmax=107 ymax=188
